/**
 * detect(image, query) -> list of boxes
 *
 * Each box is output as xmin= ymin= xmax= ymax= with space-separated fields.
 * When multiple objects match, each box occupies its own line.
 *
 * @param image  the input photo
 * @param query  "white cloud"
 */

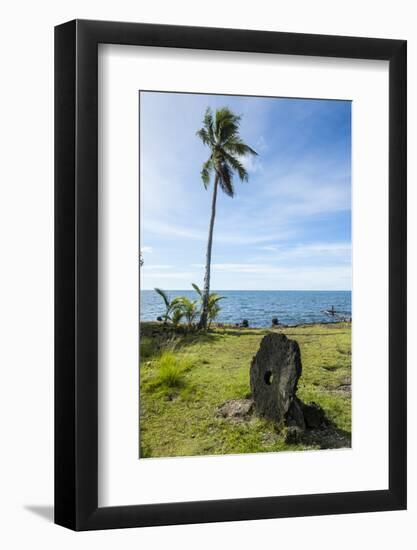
xmin=143 ymin=264 xmax=173 ymax=269
xmin=211 ymin=263 xmax=282 ymax=274
xmin=241 ymin=154 xmax=263 ymax=174
xmin=206 ymin=263 xmax=351 ymax=291
xmin=260 ymin=245 xmax=281 ymax=252
xmin=260 ymin=242 xmax=351 ymax=259
xmin=291 ymin=242 xmax=351 ymax=256
xmin=143 ymin=219 xmax=288 ymax=246
xmin=140 ymin=93 xmax=351 ymax=291
xmin=255 ymin=135 xmax=268 ymax=153
xmin=142 ymin=271 xmax=194 ymax=280
xmin=143 ymin=220 xmax=206 ymax=241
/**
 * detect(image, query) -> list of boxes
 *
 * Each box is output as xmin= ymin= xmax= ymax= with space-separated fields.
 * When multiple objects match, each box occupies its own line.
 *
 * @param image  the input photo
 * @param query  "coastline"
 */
xmin=140 ymin=289 xmax=352 ymax=328
xmin=140 ymin=319 xmax=352 ymax=329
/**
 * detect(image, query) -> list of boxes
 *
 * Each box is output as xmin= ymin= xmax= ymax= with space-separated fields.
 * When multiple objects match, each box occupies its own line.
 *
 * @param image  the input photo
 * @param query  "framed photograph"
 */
xmin=55 ymin=19 xmax=406 ymax=530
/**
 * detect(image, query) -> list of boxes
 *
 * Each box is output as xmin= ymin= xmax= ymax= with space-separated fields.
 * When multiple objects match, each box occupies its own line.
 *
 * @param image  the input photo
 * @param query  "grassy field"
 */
xmin=139 ymin=322 xmax=351 ymax=458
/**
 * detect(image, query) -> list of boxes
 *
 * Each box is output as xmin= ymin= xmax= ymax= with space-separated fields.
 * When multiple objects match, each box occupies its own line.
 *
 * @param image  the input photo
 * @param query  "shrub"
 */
xmin=176 ymin=297 xmax=199 ymax=329
xmin=154 ymin=284 xmax=226 ymax=331
xmin=152 ymin=352 xmax=193 ymax=390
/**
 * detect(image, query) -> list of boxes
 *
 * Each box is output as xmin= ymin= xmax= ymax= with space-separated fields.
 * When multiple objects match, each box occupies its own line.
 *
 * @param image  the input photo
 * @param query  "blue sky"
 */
xmin=140 ymin=91 xmax=351 ymax=291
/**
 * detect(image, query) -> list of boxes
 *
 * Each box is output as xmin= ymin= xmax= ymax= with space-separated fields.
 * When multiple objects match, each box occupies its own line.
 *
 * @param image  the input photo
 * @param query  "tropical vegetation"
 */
xmin=154 ymin=284 xmax=225 ymax=330
xmin=196 ymin=107 xmax=257 ymax=329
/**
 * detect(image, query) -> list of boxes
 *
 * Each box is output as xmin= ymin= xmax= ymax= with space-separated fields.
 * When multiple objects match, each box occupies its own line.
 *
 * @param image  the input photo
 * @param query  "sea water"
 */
xmin=140 ymin=290 xmax=351 ymax=327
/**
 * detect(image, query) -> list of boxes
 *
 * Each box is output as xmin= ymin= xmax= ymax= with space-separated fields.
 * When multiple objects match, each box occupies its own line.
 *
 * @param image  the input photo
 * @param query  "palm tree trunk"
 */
xmin=198 ymin=175 xmax=219 ymax=329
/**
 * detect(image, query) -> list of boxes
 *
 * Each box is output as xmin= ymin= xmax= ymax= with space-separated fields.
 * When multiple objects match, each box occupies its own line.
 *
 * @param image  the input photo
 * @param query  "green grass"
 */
xmin=140 ymin=336 xmax=156 ymax=359
xmin=145 ymin=351 xmax=194 ymax=396
xmin=139 ymin=322 xmax=351 ymax=458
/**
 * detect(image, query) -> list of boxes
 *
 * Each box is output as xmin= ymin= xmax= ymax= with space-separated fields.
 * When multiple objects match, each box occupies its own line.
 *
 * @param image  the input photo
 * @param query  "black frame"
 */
xmin=55 ymin=19 xmax=407 ymax=531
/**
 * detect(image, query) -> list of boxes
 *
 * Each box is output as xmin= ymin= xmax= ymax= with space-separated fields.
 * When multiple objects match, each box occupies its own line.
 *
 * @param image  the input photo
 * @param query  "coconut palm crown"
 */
xmin=197 ymin=107 xmax=257 ymax=329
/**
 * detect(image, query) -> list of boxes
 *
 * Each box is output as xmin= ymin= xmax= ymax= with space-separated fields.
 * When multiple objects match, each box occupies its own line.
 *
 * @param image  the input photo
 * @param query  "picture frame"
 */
xmin=55 ymin=19 xmax=407 ymax=531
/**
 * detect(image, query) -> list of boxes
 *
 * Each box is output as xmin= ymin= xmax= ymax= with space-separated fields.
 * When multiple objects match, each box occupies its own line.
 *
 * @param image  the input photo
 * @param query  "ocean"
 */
xmin=140 ymin=290 xmax=351 ymax=327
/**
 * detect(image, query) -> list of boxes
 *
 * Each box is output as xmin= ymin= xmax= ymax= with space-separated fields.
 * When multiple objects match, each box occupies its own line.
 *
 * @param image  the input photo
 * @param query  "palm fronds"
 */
xmin=217 ymin=161 xmax=234 ymax=197
xmin=223 ymin=137 xmax=258 ymax=157
xmin=154 ymin=288 xmax=179 ymax=324
xmin=191 ymin=283 xmax=203 ymax=297
xmin=195 ymin=106 xmax=257 ymax=329
xmin=171 ymin=307 xmax=184 ymax=328
xmin=154 ymin=287 xmax=170 ymax=309
xmin=176 ymin=296 xmax=199 ymax=329
xmin=207 ymin=293 xmax=225 ymax=328
xmin=201 ymin=158 xmax=213 ymax=188
xmin=220 ymin=151 xmax=249 ymax=182
xmin=197 ymin=106 xmax=257 ymax=194
xmin=153 ymin=285 xmax=226 ymax=331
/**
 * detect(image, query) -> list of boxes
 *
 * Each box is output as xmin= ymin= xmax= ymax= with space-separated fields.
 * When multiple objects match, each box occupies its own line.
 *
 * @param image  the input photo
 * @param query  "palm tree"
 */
xmin=192 ymin=283 xmax=225 ymax=329
xmin=196 ymin=107 xmax=257 ymax=329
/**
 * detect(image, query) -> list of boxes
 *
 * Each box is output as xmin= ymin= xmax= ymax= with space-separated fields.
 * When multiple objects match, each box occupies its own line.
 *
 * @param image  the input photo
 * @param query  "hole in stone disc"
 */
xmin=264 ymin=371 xmax=273 ymax=385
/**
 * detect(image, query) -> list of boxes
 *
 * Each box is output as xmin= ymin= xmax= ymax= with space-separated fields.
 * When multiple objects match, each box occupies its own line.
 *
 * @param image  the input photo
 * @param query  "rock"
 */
xmin=301 ymin=401 xmax=326 ymax=429
xmin=285 ymin=426 xmax=303 ymax=444
xmin=217 ymin=399 xmax=254 ymax=420
xmin=286 ymin=397 xmax=306 ymax=430
xmin=250 ymin=333 xmax=302 ymax=424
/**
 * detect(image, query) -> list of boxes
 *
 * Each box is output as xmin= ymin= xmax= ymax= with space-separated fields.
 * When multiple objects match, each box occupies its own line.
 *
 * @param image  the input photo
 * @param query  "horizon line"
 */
xmin=140 ymin=288 xmax=352 ymax=292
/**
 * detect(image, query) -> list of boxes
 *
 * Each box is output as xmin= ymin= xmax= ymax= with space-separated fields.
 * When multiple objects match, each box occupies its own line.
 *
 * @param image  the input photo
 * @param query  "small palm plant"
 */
xmin=154 ymin=288 xmax=182 ymax=324
xmin=154 ymin=285 xmax=225 ymax=331
xmin=207 ymin=298 xmax=222 ymax=328
xmin=192 ymin=283 xmax=225 ymax=329
xmin=177 ymin=296 xmax=199 ymax=330
xmin=196 ymin=107 xmax=257 ymax=329
xmin=171 ymin=307 xmax=184 ymax=328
